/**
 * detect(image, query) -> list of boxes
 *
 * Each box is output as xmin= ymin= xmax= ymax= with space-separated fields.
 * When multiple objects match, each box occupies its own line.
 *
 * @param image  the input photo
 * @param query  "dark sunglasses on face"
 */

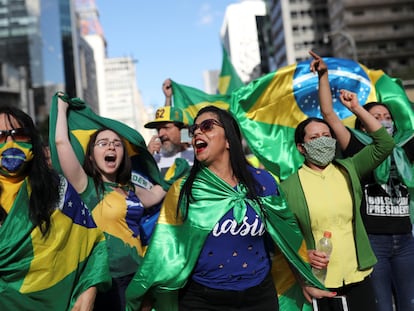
xmin=0 ymin=128 xmax=31 ymax=143
xmin=188 ymin=119 xmax=223 ymax=138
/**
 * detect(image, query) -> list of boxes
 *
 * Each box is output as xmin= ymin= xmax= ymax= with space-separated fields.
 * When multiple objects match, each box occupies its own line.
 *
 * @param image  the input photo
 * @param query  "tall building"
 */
xmin=77 ymin=35 xmax=98 ymax=112
xmin=203 ymin=69 xmax=220 ymax=94
xmin=104 ymin=57 xmax=146 ymax=135
xmin=221 ymin=0 xmax=267 ymax=83
xmin=0 ymin=0 xmax=79 ymax=123
xmin=76 ymin=0 xmax=150 ymax=136
xmin=266 ymin=0 xmax=331 ymax=70
xmin=264 ymin=0 xmax=414 ymax=86
xmin=75 ymin=0 xmax=106 ymax=113
xmin=327 ymin=0 xmax=414 ymax=81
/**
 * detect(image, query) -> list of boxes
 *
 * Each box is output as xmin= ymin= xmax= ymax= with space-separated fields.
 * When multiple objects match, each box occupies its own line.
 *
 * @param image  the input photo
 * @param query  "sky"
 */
xmin=96 ymin=0 xmax=239 ymax=110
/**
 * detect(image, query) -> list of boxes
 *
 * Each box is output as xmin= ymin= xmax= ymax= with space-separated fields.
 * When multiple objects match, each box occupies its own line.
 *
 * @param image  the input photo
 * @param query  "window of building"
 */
xmin=396 ymin=41 xmax=406 ymax=48
xmin=352 ymin=10 xmax=364 ymax=16
xmin=398 ymin=59 xmax=407 ymax=66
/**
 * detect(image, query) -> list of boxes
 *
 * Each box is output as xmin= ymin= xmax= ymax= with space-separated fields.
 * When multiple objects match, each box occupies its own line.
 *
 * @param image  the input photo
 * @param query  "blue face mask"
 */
xmin=0 ymin=141 xmax=33 ymax=177
xmin=380 ymin=120 xmax=394 ymax=136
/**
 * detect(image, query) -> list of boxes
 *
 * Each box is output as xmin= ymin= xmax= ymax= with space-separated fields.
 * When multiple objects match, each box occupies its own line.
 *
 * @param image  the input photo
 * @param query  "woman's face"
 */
xmin=302 ymin=121 xmax=332 ymax=143
xmin=91 ymin=130 xmax=124 ymax=182
xmin=191 ymin=112 xmax=229 ymax=167
xmin=0 ymin=113 xmax=33 ymax=178
xmin=368 ymin=105 xmax=392 ymax=123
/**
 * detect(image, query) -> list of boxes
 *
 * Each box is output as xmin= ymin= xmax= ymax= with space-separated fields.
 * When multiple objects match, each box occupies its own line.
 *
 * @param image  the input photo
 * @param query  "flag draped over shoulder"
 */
xmin=49 ymin=93 xmax=166 ymax=190
xmin=218 ymin=45 xmax=244 ymax=95
xmin=171 ymin=57 xmax=414 ymax=181
xmin=0 ymin=177 xmax=111 ymax=310
xmin=126 ymin=167 xmax=323 ymax=311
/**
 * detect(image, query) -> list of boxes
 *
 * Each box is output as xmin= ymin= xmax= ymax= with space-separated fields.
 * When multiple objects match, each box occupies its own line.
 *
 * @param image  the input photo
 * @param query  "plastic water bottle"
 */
xmin=312 ymin=231 xmax=333 ymax=284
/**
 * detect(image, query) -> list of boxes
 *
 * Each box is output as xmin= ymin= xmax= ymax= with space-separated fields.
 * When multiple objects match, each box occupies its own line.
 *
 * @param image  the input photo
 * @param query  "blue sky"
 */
xmin=97 ymin=0 xmax=239 ymax=110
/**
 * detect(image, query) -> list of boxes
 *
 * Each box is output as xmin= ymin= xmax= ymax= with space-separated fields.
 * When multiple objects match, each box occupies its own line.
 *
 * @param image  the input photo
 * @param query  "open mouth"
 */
xmin=194 ymin=139 xmax=207 ymax=152
xmin=104 ymin=154 xmax=116 ymax=163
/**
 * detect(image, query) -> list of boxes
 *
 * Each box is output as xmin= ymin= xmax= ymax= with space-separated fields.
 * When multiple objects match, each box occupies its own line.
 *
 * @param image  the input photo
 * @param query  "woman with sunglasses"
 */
xmin=311 ymin=50 xmax=414 ymax=311
xmin=125 ymin=106 xmax=335 ymax=311
xmin=0 ymin=106 xmax=110 ymax=310
xmin=54 ymin=96 xmax=166 ymax=311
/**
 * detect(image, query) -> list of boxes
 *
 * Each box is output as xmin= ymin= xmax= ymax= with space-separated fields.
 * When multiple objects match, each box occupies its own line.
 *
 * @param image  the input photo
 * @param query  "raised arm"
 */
xmin=309 ymin=50 xmax=351 ymax=150
xmin=55 ymin=95 xmax=88 ymax=193
xmin=309 ymin=50 xmax=383 ymax=148
xmin=338 ymin=90 xmax=382 ymax=134
xmin=162 ymin=78 xmax=172 ymax=107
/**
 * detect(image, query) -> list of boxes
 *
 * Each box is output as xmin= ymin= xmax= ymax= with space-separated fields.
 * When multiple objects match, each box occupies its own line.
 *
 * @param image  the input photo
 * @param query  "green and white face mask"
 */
xmin=302 ymin=136 xmax=336 ymax=167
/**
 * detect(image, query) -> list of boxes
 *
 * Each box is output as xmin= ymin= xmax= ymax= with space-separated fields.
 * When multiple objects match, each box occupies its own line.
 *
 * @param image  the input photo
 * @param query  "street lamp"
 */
xmin=323 ymin=30 xmax=358 ymax=62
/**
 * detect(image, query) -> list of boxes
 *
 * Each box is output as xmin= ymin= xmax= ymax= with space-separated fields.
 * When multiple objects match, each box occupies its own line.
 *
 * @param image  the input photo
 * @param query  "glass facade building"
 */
xmin=0 ymin=0 xmax=78 ymax=123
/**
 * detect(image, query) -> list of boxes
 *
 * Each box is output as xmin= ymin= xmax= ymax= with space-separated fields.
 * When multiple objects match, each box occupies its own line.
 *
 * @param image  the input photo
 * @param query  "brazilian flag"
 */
xmin=170 ymin=80 xmax=231 ymax=124
xmin=0 ymin=177 xmax=111 ymax=310
xmin=48 ymin=94 xmax=189 ymax=257
xmin=218 ymin=44 xmax=244 ymax=95
xmin=171 ymin=57 xmax=414 ymax=181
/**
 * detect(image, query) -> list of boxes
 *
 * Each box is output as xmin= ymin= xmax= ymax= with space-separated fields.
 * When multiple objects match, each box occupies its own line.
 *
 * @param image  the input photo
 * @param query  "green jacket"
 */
xmin=281 ymin=127 xmax=395 ymax=270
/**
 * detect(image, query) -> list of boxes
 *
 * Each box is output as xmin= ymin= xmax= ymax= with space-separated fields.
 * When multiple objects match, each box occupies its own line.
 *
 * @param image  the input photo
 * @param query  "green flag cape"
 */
xmin=125 ymin=167 xmax=324 ymax=311
xmin=0 ymin=177 xmax=111 ymax=310
xmin=218 ymin=44 xmax=244 ymax=95
xmin=170 ymin=57 xmax=414 ymax=181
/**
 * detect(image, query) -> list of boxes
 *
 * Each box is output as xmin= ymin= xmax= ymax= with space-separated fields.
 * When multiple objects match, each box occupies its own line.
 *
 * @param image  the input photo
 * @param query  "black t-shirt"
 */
xmin=343 ymin=131 xmax=413 ymax=234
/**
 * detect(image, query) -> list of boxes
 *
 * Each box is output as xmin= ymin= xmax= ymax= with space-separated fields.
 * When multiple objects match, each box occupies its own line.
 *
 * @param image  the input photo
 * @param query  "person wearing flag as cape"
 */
xmin=311 ymin=50 xmax=414 ymax=311
xmin=125 ymin=105 xmax=335 ymax=311
xmin=0 ymin=106 xmax=111 ymax=310
xmin=54 ymin=94 xmax=167 ymax=311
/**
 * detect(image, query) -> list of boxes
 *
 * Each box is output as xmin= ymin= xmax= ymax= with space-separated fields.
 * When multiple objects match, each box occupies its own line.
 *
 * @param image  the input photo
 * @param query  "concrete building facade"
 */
xmin=221 ymin=0 xmax=267 ymax=83
xmin=0 ymin=0 xmax=78 ymax=123
xmin=104 ymin=57 xmax=147 ymax=135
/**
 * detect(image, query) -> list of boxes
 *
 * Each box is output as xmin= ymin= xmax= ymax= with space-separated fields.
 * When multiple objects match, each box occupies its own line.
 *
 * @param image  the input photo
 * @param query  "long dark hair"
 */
xmin=178 ymin=106 xmax=262 ymax=219
xmin=0 ymin=107 xmax=60 ymax=235
xmin=83 ymin=128 xmax=131 ymax=197
xmin=354 ymin=102 xmax=392 ymax=130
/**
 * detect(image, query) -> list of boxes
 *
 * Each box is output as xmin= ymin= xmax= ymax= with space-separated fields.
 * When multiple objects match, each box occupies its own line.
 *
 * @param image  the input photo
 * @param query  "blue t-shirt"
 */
xmin=192 ymin=167 xmax=278 ymax=290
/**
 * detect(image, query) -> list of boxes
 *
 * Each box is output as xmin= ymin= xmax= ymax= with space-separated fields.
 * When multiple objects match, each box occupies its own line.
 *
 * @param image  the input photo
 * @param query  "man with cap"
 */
xmin=145 ymin=80 xmax=193 ymax=177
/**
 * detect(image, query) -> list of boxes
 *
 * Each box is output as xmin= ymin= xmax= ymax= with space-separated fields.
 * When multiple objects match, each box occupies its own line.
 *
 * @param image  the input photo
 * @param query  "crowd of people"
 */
xmin=0 ymin=52 xmax=413 ymax=311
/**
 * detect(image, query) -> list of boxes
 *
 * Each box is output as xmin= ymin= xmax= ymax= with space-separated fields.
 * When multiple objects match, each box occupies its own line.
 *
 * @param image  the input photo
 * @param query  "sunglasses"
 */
xmin=188 ymin=119 xmax=223 ymax=137
xmin=0 ymin=128 xmax=31 ymax=143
